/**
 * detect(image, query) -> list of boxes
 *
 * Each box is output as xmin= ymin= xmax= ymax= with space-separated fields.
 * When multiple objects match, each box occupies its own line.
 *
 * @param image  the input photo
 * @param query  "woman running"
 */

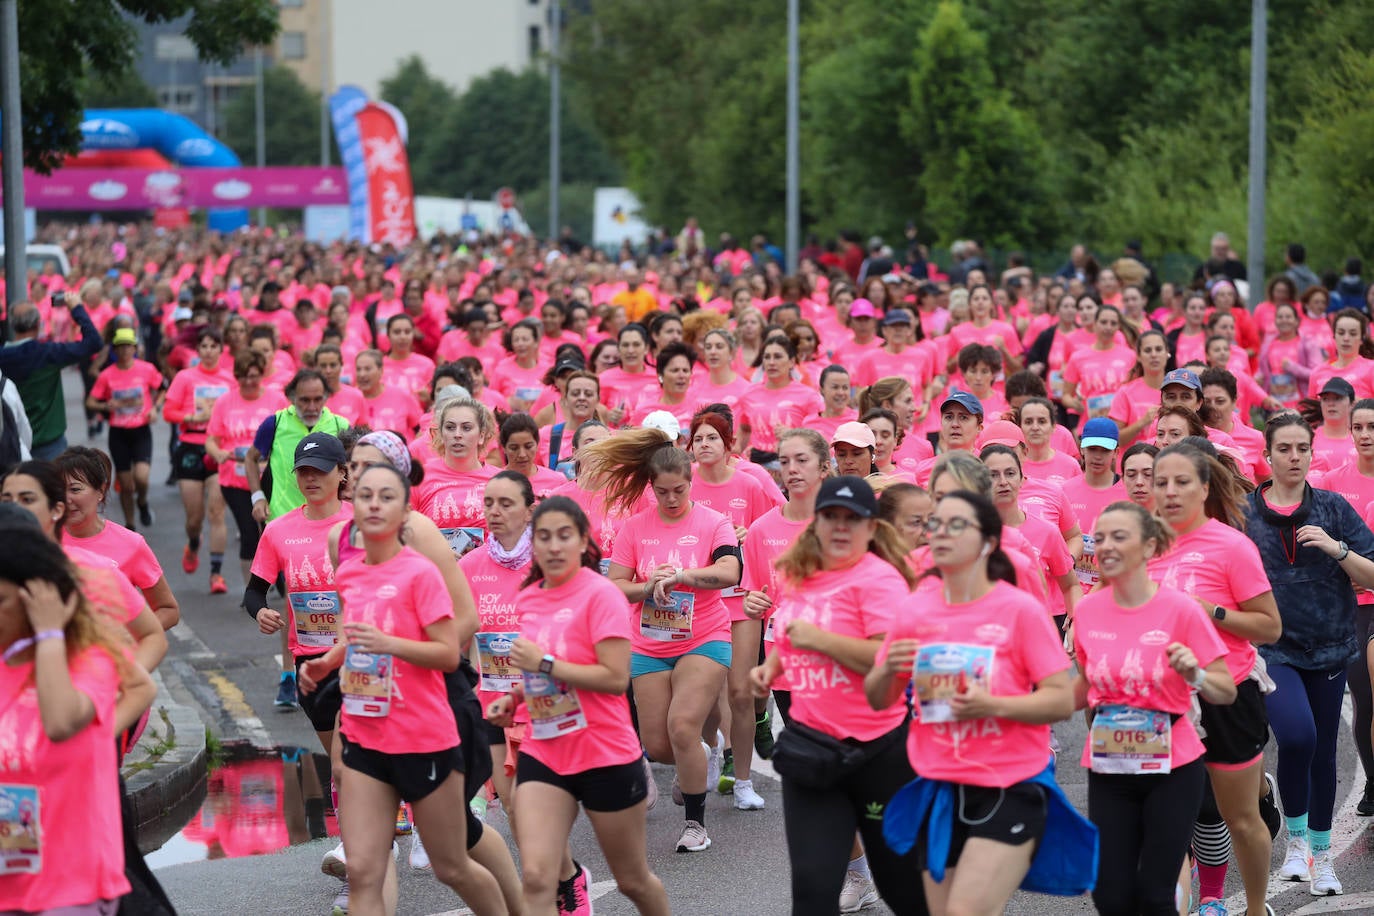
xmin=1150 ymin=442 xmax=1282 ymax=916
xmin=750 ymin=475 xmax=926 ymax=916
xmin=1108 ymin=329 xmax=1173 ymax=449
xmin=736 ymin=337 xmax=824 ymax=463
xmin=414 ymin=396 xmax=500 ymax=558
xmin=380 ymin=313 xmax=437 ymax=404
xmin=299 ymin=463 xmax=508 ymax=916
xmin=629 ymin=341 xmax=698 ymax=431
xmin=1073 ymin=500 xmax=1233 ymax=915
xmin=1121 ymin=442 xmax=1159 ymax=512
xmin=865 ymin=490 xmax=1075 ymax=915
xmin=486 ymin=496 xmax=672 ymax=916
xmin=86 ymin=325 xmax=163 ymax=529
xmin=489 ymin=318 xmax=548 ymax=414
xmin=589 ymin=428 xmax=742 ymax=853
xmin=498 ymin=412 xmax=572 ymax=497
xmin=1245 ymin=412 xmax=1374 ymax=896
xmin=355 ymin=349 xmax=423 ymax=438
xmin=692 ymin=328 xmax=752 ymax=425
xmin=532 ymin=369 xmax=606 ymax=473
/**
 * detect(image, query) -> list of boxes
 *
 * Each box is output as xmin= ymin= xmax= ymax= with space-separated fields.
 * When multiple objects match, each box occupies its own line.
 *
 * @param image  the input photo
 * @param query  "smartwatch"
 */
xmin=1211 ymin=604 xmax=1227 ymax=622
xmin=539 ymin=654 xmax=555 ymax=675
xmin=1336 ymin=541 xmax=1350 ymax=561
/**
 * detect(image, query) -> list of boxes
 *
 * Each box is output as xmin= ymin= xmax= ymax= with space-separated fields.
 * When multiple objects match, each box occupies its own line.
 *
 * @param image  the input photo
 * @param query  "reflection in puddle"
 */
xmin=147 ymin=744 xmax=336 ymax=870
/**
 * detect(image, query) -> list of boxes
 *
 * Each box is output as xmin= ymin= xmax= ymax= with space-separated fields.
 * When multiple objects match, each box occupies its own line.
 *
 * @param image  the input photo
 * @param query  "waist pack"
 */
xmin=771 ymin=719 xmax=905 ymax=790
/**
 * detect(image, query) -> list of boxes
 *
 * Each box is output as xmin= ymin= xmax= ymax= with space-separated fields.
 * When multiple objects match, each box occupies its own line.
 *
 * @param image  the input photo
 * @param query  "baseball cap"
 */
xmin=849 ymin=298 xmax=877 ymax=319
xmin=977 ymin=419 xmax=1025 ymax=449
xmin=814 ymin=475 xmax=878 ymax=519
xmin=172 ymin=306 xmax=194 ymax=322
xmin=1161 ymin=368 xmax=1201 ymax=391
xmin=177 ymin=287 xmax=194 ymax=303
xmin=294 ymin=432 xmax=347 ymax=471
xmin=553 ymin=356 xmax=585 ymax=376
xmin=881 ymin=309 xmax=914 ymax=326
xmin=1319 ymin=377 xmax=1356 ymax=400
xmin=1081 ymin=417 xmax=1120 ymax=450
xmin=940 ymin=391 xmax=984 ymax=417
xmin=642 ymin=410 xmax=681 ymax=442
xmin=261 ymin=280 xmax=282 ymax=294
xmin=830 ymin=421 xmax=876 ymax=450
xmin=112 ymin=327 xmax=138 ymax=346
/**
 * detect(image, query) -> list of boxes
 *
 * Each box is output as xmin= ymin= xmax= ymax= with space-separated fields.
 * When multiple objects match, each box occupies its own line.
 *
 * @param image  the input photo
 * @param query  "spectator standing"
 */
xmin=0 ymin=299 xmax=101 ymax=460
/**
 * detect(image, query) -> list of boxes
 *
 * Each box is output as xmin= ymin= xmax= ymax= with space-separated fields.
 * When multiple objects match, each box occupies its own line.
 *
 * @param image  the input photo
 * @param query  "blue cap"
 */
xmin=940 ymin=390 xmax=984 ymax=417
xmin=1162 ymin=368 xmax=1201 ymax=391
xmin=1082 ymin=417 xmax=1120 ymax=450
xmin=881 ymin=309 xmax=914 ymax=326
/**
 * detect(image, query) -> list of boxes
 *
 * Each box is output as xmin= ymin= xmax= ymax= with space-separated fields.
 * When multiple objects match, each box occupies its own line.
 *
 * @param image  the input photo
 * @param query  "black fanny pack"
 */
xmin=771 ymin=719 xmax=906 ymax=790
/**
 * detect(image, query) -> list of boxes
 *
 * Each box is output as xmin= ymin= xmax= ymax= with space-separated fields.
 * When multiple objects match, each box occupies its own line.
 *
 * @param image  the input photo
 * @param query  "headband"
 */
xmin=356 ymin=431 xmax=412 ymax=478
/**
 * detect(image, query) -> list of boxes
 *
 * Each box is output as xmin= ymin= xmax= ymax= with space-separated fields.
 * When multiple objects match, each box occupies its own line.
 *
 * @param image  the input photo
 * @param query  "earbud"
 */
xmin=979 ymin=543 xmax=991 ymax=559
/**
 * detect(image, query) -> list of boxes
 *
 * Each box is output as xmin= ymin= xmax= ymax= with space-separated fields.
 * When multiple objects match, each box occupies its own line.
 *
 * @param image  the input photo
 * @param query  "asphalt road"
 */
xmin=52 ymin=372 xmax=1374 ymax=915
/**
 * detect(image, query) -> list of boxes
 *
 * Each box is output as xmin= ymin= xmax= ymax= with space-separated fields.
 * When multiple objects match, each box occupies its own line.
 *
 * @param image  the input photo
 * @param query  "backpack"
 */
xmin=0 ymin=373 xmax=25 ymax=472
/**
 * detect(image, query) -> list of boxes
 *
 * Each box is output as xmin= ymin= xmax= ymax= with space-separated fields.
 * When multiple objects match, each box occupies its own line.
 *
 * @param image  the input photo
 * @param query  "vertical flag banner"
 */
xmin=329 ymin=85 xmax=370 ymax=241
xmin=355 ymin=102 xmax=417 ymax=247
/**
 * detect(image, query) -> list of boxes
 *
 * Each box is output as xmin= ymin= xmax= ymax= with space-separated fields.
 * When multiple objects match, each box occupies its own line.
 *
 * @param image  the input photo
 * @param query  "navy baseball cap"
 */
xmin=1319 ymin=377 xmax=1356 ymax=400
xmin=815 ymin=475 xmax=879 ymax=519
xmin=1161 ymin=368 xmax=1201 ymax=391
xmin=940 ymin=391 xmax=984 ymax=417
xmin=294 ymin=432 xmax=347 ymax=471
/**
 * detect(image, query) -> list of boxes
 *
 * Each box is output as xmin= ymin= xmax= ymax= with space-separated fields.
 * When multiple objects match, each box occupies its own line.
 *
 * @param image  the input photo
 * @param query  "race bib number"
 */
xmin=1076 ymin=534 xmax=1100 ymax=591
xmin=911 ymin=643 xmax=995 ymax=724
xmin=441 ymin=526 xmax=485 ymax=559
xmin=523 ymin=671 xmax=587 ymax=738
xmin=598 ymin=557 xmax=612 ymax=577
xmin=514 ymin=386 xmax=542 ymax=403
xmin=112 ymin=385 xmax=143 ymax=417
xmin=342 ymin=645 xmax=393 ymax=717
xmin=1090 ymin=704 xmax=1173 ymax=774
xmin=1048 ymin=370 xmax=1064 ymax=397
xmin=641 ymin=590 xmax=695 ymax=642
xmin=475 ymin=632 xmax=521 ymax=692
xmin=1086 ymin=393 xmax=1115 ymax=416
xmin=232 ymin=445 xmax=249 ymax=479
xmin=288 ymin=591 xmax=339 ymax=649
xmin=0 ymin=784 xmax=40 ymax=875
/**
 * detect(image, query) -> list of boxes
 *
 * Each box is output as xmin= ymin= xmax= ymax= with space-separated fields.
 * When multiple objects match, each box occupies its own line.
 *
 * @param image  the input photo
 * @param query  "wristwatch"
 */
xmin=1211 ymin=604 xmax=1227 ymax=622
xmin=1336 ymin=541 xmax=1350 ymax=561
xmin=539 ymin=654 xmax=555 ymax=675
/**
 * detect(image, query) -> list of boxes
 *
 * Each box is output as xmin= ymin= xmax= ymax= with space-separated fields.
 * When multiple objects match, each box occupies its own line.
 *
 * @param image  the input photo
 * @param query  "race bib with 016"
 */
xmin=441 ymin=526 xmax=485 ymax=559
xmin=1090 ymin=703 xmax=1173 ymax=774
xmin=523 ymin=671 xmax=587 ymax=738
xmin=911 ymin=643 xmax=995 ymax=724
xmin=475 ymin=631 xmax=521 ymax=691
xmin=342 ymin=645 xmax=393 ymax=717
xmin=0 ymin=784 xmax=40 ymax=875
xmin=640 ymin=589 xmax=695 ymax=641
xmin=289 ymin=591 xmax=340 ymax=649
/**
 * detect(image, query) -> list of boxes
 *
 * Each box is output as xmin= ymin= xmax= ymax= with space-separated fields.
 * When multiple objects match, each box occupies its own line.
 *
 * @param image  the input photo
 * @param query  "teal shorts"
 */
xmin=631 ymin=640 xmax=733 ymax=678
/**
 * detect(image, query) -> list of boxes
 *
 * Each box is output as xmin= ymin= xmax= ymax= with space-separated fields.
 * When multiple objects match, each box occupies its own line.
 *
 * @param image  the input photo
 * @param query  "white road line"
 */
xmin=1289 ymin=892 xmax=1374 ymax=913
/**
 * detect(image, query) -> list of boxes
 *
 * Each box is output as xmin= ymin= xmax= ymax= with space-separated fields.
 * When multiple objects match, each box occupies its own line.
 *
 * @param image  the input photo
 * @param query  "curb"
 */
xmin=122 ymin=673 xmax=209 ymax=855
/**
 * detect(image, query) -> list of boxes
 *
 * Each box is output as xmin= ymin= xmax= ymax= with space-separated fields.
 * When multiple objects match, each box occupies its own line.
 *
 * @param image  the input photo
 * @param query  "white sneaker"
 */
xmin=1309 ymin=849 xmax=1342 ymax=896
xmin=704 ymin=738 xmax=723 ymax=791
xmin=321 ymin=841 xmax=347 ymax=879
xmin=409 ymin=831 xmax=431 ymax=870
xmin=839 ymin=868 xmax=879 ymax=912
xmin=733 ymin=779 xmax=765 ymax=810
xmin=675 ymin=819 xmax=711 ymax=852
xmin=1279 ymin=835 xmax=1311 ymax=881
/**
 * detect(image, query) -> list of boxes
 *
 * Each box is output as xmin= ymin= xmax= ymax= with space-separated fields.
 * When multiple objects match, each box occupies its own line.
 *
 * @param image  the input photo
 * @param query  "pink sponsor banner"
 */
xmin=6 ymin=167 xmax=350 ymax=210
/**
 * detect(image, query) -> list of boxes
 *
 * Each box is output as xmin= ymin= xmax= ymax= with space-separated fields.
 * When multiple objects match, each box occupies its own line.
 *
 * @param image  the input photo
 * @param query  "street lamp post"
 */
xmin=548 ymin=0 xmax=561 ymax=242
xmin=0 ymin=0 xmax=23 ymax=340
xmin=1246 ymin=0 xmax=1267 ymax=299
xmin=254 ymin=45 xmax=266 ymax=227
xmin=784 ymin=0 xmax=799 ymax=274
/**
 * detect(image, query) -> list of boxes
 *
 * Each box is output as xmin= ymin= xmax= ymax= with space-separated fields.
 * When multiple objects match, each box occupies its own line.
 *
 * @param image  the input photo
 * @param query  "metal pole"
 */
xmin=319 ymin=0 xmax=330 ymax=167
xmin=548 ymin=0 xmax=560 ymax=242
xmin=0 ymin=0 xmax=24 ymax=340
xmin=784 ymin=0 xmax=799 ymax=274
xmin=254 ymin=46 xmax=266 ymax=226
xmin=1246 ymin=0 xmax=1267 ymax=305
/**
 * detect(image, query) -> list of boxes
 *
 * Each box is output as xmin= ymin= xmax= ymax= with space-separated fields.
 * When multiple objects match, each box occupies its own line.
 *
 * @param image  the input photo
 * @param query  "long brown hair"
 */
xmin=579 ymin=427 xmax=692 ymax=514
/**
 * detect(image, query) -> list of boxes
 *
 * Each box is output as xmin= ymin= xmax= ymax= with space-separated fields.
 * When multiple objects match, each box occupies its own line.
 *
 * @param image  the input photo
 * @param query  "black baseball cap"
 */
xmin=294 ymin=432 xmax=347 ymax=471
xmin=553 ymin=356 xmax=585 ymax=375
xmin=1320 ymin=377 xmax=1356 ymax=400
xmin=814 ymin=475 xmax=878 ymax=519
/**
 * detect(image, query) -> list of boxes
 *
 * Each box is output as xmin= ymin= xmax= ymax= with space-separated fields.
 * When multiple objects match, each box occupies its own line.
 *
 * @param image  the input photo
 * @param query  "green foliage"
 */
xmin=379 ymin=56 xmax=458 ymax=195
xmin=14 ymin=0 xmax=278 ymax=172
xmin=82 ymin=66 xmax=158 ymax=109
xmin=219 ymin=66 xmax=331 ymax=167
xmin=520 ymin=181 xmax=599 ymax=247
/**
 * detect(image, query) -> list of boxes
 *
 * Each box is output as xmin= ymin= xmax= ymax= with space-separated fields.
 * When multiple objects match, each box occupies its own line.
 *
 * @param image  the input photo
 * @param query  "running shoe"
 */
xmin=643 ymin=757 xmax=658 ymax=811
xmin=704 ymin=738 xmax=723 ymax=793
xmin=1259 ymin=772 xmax=1281 ymax=840
xmin=671 ymin=773 xmax=683 ymax=806
xmin=182 ymin=544 xmax=199 ymax=574
xmin=321 ymin=842 xmax=347 ymax=879
xmin=557 ymin=861 xmax=593 ymax=916
xmin=409 ymin=831 xmax=430 ymax=870
xmin=754 ymin=711 xmax=775 ymax=759
xmin=1309 ymin=850 xmax=1342 ymax=896
xmin=1197 ymin=899 xmax=1227 ymax=916
xmin=209 ymin=573 xmax=228 ymax=594
xmin=717 ymin=756 xmax=735 ymax=794
xmin=331 ymin=879 xmax=350 ymax=916
xmin=274 ymin=673 xmax=297 ymax=709
xmin=733 ymin=779 xmax=764 ymax=811
xmin=138 ymin=502 xmax=154 ymax=528
xmin=1279 ymin=835 xmax=1311 ymax=882
xmin=1357 ymin=781 xmax=1374 ymax=816
xmin=395 ymin=803 xmax=413 ymax=836
xmin=839 ymin=869 xmax=879 ymax=912
xmin=675 ymin=819 xmax=711 ymax=853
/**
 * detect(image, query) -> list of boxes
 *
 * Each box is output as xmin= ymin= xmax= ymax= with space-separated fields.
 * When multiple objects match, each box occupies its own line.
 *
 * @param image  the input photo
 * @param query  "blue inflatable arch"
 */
xmin=80 ymin=109 xmax=248 ymax=232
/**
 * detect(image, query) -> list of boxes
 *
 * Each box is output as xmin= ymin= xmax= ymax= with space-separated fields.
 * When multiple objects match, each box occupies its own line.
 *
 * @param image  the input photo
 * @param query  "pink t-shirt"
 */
xmin=738 ymin=382 xmax=826 ymax=454
xmin=382 ymin=352 xmax=437 ymax=400
xmin=948 ymin=319 xmax=1024 ymax=357
xmin=688 ymin=375 xmax=753 ymax=430
xmin=1263 ymin=337 xmax=1303 ymax=406
xmin=692 ymin=469 xmax=784 ymax=622
xmin=610 ymin=502 xmax=737 ymax=658
xmin=628 ymin=394 xmax=698 ymax=434
xmin=336 ymin=547 xmax=458 ymax=753
xmin=207 ymin=388 xmax=289 ymax=489
xmin=515 ymin=568 xmax=643 ymax=774
xmin=1073 ymin=585 xmax=1228 ymax=769
xmin=1108 ymin=377 xmax=1162 ymax=448
xmin=1020 ymin=478 xmax=1080 ymax=538
xmin=66 ymin=521 xmax=163 ymax=591
xmin=490 ymin=357 xmax=550 ymax=406
xmin=598 ymin=366 xmax=658 ymax=412
xmin=163 ymin=362 xmax=236 ymax=445
xmin=415 ymin=461 xmax=500 ymax=549
xmin=459 ymin=543 xmax=532 ymax=720
xmin=879 ymin=581 xmax=1069 ymax=787
xmin=1308 ymin=358 xmax=1374 ymax=400
xmin=1173 ymin=330 xmax=1209 ymax=367
xmin=67 ymin=545 xmax=150 ymax=630
xmin=851 ymin=346 xmax=935 ymax=394
xmin=326 ymin=384 xmax=368 ymax=425
xmin=805 ymin=409 xmax=859 ymax=443
xmin=251 ymin=505 xmax=351 ymax=658
xmin=1061 ymin=478 xmax=1128 ymax=535
xmin=1064 ymin=345 xmax=1137 ymax=429
xmin=1021 ymin=451 xmax=1084 ymax=486
xmin=892 ymin=433 xmax=936 ymax=475
xmin=830 ymin=336 xmax=884 ymax=372
xmin=1311 ymin=428 xmax=1356 ymax=475
xmin=550 ymin=478 xmax=630 ymax=557
xmin=771 ymin=554 xmax=910 ymax=741
xmin=1147 ymin=518 xmax=1271 ymax=683
xmin=90 ymin=360 xmax=163 ymax=428
xmin=361 ymin=386 xmax=422 ymax=437
xmin=1009 ymin=511 xmax=1076 ymax=617
xmin=0 ymin=647 xmax=128 ymax=911
xmin=741 ymin=506 xmax=810 ymax=641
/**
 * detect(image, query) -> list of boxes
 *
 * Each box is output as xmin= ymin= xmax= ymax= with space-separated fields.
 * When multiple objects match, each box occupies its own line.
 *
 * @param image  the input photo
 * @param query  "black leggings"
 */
xmin=1347 ymin=605 xmax=1374 ymax=789
xmin=1089 ymin=758 xmax=1206 ymax=916
xmin=222 ymin=484 xmax=261 ymax=561
xmin=781 ymin=728 xmax=928 ymax=916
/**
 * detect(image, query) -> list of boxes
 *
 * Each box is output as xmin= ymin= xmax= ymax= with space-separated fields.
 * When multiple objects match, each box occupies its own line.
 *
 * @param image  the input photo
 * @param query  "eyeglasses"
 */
xmin=923 ymin=517 xmax=982 ymax=536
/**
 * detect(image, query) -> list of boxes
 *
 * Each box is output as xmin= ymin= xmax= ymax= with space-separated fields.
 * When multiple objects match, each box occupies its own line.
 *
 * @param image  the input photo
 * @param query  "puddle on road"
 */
xmin=147 ymin=743 xmax=337 ymax=870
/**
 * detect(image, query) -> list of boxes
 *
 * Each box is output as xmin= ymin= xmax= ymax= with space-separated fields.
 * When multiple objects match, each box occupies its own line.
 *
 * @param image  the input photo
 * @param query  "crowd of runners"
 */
xmin=3 ymin=222 xmax=1374 ymax=916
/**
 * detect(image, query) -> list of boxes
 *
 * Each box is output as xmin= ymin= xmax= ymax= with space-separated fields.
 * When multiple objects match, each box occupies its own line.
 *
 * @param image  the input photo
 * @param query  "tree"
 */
xmin=379 ymin=56 xmax=458 ymax=195
xmin=219 ymin=66 xmax=329 ymax=167
xmin=13 ymin=0 xmax=278 ymax=172
xmin=82 ymin=67 xmax=158 ymax=109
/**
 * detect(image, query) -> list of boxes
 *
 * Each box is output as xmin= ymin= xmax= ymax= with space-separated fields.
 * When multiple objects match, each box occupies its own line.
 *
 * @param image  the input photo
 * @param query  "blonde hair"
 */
xmin=579 ymin=427 xmax=693 ymax=514
xmin=430 ymin=395 xmax=495 ymax=455
xmin=774 ymin=517 xmax=917 ymax=589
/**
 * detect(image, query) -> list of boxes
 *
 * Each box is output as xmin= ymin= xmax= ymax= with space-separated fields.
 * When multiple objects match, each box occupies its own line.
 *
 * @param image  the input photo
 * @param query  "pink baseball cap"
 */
xmin=977 ymin=419 xmax=1026 ymax=449
xmin=831 ymin=421 xmax=876 ymax=449
xmin=849 ymin=298 xmax=877 ymax=319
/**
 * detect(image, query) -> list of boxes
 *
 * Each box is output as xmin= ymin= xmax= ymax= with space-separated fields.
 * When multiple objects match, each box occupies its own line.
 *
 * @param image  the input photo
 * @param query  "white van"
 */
xmin=0 ymin=244 xmax=71 ymax=278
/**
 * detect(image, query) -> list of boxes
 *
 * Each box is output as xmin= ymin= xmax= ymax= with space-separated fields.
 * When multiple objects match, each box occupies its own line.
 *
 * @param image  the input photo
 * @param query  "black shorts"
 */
xmin=516 ymin=754 xmax=648 ymax=813
xmin=917 ymin=780 xmax=1047 ymax=870
xmin=108 ymin=425 xmax=153 ymax=472
xmin=295 ymin=653 xmax=342 ymax=734
xmin=340 ymin=736 xmax=464 ymax=804
xmin=1200 ymin=678 xmax=1269 ymax=767
xmin=173 ymin=441 xmax=213 ymax=482
xmin=445 ymin=663 xmax=493 ymax=800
